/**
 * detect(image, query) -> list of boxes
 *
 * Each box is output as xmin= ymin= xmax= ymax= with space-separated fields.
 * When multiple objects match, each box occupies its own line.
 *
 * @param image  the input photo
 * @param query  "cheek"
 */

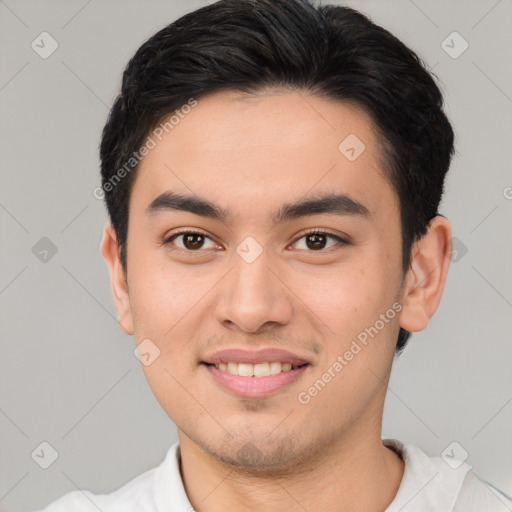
xmin=290 ymin=260 xmax=388 ymax=334
xmin=290 ymin=257 xmax=401 ymax=372
xmin=127 ymin=249 xmax=226 ymax=368
xmin=126 ymin=248 xmax=197 ymax=341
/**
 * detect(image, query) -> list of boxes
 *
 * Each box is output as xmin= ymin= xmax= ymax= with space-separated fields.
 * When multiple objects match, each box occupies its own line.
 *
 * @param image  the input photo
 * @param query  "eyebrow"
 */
xmin=145 ymin=191 xmax=370 ymax=225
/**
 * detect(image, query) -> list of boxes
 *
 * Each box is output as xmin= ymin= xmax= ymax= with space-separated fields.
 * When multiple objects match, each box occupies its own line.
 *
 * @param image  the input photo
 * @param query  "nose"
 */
xmin=214 ymin=248 xmax=294 ymax=334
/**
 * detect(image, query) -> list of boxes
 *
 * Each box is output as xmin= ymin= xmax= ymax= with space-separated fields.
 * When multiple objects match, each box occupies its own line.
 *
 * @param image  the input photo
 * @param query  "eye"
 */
xmin=163 ymin=228 xmax=349 ymax=254
xmin=164 ymin=230 xmax=220 ymax=252
xmin=290 ymin=230 xmax=348 ymax=251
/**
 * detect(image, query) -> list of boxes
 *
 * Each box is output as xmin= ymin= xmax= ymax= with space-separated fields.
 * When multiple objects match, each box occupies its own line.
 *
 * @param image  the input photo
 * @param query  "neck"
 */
xmin=178 ymin=421 xmax=404 ymax=512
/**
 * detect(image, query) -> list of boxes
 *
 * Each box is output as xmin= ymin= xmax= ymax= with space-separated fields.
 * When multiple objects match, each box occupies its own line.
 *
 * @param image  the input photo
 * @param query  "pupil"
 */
xmin=184 ymin=233 xmax=204 ymax=250
xmin=306 ymin=233 xmax=326 ymax=250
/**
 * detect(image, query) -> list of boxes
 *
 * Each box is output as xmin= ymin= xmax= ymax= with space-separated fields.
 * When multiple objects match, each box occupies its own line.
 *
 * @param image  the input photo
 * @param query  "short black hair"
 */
xmin=99 ymin=0 xmax=454 ymax=355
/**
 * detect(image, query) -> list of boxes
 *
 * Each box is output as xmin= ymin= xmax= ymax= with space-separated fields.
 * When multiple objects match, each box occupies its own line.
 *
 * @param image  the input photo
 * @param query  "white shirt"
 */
xmin=35 ymin=439 xmax=512 ymax=511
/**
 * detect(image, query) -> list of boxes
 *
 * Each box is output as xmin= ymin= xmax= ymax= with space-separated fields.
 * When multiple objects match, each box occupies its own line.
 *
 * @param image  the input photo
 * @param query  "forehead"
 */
xmin=149 ymin=89 xmax=381 ymax=156
xmin=131 ymin=89 xmax=397 ymax=226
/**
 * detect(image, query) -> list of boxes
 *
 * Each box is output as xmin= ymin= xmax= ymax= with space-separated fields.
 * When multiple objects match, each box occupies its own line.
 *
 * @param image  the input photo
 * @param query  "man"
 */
xmin=36 ymin=0 xmax=511 ymax=510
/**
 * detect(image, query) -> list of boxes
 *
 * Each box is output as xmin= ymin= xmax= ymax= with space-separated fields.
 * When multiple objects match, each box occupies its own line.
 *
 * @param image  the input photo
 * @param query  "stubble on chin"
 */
xmin=190 ymin=426 xmax=337 ymax=479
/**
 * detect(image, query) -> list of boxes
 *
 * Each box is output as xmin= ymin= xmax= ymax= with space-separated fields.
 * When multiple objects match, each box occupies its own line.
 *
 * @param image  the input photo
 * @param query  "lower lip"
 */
xmin=204 ymin=364 xmax=309 ymax=398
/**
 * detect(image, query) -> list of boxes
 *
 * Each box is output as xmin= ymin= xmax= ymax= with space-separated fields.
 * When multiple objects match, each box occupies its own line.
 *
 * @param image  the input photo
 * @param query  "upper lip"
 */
xmin=202 ymin=348 xmax=311 ymax=366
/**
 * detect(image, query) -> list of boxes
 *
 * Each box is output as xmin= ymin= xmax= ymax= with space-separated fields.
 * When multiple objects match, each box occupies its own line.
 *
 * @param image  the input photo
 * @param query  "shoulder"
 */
xmin=34 ymin=444 xmax=180 ymax=512
xmin=453 ymin=470 xmax=512 ymax=512
xmin=34 ymin=469 xmax=158 ymax=512
xmin=383 ymin=439 xmax=511 ymax=512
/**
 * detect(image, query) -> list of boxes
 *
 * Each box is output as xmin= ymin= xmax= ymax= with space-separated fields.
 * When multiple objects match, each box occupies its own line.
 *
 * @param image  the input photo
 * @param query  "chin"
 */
xmin=195 ymin=429 xmax=318 ymax=476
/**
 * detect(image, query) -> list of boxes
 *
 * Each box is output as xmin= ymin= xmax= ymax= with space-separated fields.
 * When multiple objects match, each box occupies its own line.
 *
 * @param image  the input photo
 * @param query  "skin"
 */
xmin=101 ymin=89 xmax=452 ymax=512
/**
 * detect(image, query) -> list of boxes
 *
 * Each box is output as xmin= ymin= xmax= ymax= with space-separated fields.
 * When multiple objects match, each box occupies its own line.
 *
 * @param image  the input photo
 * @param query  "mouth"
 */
xmin=201 ymin=348 xmax=311 ymax=398
xmin=204 ymin=361 xmax=307 ymax=377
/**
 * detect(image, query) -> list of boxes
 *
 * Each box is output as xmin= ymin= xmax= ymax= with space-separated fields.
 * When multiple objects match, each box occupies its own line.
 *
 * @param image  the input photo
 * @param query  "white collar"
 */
xmin=383 ymin=438 xmax=470 ymax=512
xmin=152 ymin=439 xmax=471 ymax=512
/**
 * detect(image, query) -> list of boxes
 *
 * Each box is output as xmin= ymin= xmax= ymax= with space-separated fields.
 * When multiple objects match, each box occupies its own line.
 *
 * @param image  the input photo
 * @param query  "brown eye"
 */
xmin=165 ymin=231 xmax=219 ymax=251
xmin=305 ymin=233 xmax=328 ymax=250
xmin=182 ymin=233 xmax=205 ymax=250
xmin=291 ymin=231 xmax=347 ymax=251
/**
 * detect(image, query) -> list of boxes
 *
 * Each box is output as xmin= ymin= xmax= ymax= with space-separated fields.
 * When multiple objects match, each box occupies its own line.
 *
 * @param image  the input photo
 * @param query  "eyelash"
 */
xmin=162 ymin=228 xmax=349 ymax=254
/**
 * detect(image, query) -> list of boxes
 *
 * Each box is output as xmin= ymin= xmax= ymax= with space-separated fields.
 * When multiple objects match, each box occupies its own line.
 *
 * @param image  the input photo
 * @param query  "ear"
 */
xmin=399 ymin=215 xmax=452 ymax=332
xmin=100 ymin=223 xmax=134 ymax=335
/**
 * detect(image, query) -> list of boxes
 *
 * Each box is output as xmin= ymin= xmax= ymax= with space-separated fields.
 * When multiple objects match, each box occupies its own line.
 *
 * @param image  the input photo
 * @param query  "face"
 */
xmin=108 ymin=89 xmax=411 ymax=471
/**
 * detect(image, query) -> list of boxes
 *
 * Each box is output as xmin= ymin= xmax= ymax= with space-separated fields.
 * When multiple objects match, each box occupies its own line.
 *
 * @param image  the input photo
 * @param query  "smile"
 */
xmin=211 ymin=361 xmax=305 ymax=377
xmin=203 ymin=362 xmax=310 ymax=398
xmin=201 ymin=347 xmax=312 ymax=398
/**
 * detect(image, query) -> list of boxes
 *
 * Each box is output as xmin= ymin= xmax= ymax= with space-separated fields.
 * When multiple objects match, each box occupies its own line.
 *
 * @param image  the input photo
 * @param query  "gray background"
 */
xmin=0 ymin=1 xmax=511 ymax=511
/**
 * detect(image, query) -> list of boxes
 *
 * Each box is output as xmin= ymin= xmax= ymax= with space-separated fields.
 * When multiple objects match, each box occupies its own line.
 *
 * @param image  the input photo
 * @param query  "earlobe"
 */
xmin=100 ymin=223 xmax=134 ymax=335
xmin=399 ymin=216 xmax=452 ymax=333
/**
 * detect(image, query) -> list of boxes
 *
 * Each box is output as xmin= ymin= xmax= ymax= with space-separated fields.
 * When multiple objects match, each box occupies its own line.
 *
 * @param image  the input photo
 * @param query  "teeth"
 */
xmin=227 ymin=362 xmax=238 ymax=375
xmin=254 ymin=362 xmax=270 ymax=377
xmin=270 ymin=362 xmax=282 ymax=375
xmin=238 ymin=363 xmax=253 ymax=377
xmin=213 ymin=361 xmax=300 ymax=377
